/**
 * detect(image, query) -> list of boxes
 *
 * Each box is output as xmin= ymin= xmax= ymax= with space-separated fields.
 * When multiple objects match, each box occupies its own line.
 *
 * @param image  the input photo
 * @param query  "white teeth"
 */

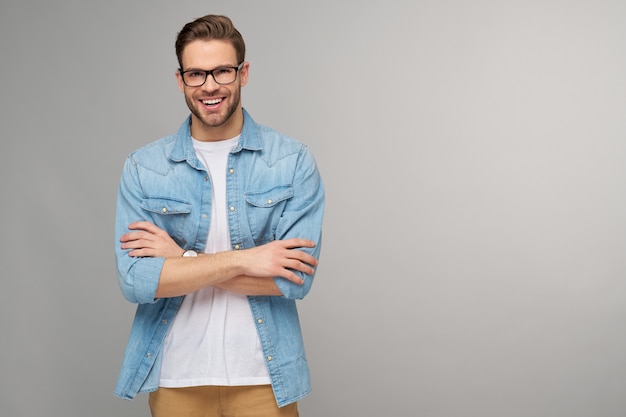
xmin=203 ymin=99 xmax=222 ymax=105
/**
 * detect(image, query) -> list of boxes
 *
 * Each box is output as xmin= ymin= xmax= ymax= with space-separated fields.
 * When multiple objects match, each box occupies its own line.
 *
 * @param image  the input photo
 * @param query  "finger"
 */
xmin=120 ymin=231 xmax=154 ymax=243
xmin=127 ymin=248 xmax=154 ymax=258
xmin=288 ymin=259 xmax=315 ymax=275
xmin=287 ymin=249 xmax=318 ymax=266
xmin=121 ymin=240 xmax=140 ymax=250
xmin=281 ymin=238 xmax=316 ymax=249
xmin=281 ymin=270 xmax=305 ymax=285
xmin=128 ymin=221 xmax=161 ymax=233
xmin=120 ymin=231 xmax=144 ymax=242
xmin=121 ymin=238 xmax=156 ymax=250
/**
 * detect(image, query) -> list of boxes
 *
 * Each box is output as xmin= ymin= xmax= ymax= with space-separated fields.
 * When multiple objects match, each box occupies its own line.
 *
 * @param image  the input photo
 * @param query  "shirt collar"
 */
xmin=169 ymin=108 xmax=261 ymax=164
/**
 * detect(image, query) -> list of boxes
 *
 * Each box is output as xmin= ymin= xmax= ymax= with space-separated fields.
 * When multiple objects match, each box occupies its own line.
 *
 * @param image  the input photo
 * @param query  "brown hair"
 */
xmin=175 ymin=14 xmax=246 ymax=68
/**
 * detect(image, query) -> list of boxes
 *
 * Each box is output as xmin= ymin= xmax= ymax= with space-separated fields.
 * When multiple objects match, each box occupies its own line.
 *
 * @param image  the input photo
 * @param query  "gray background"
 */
xmin=1 ymin=1 xmax=625 ymax=416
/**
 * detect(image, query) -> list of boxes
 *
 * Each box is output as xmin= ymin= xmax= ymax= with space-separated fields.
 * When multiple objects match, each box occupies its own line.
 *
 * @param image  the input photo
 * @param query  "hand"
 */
xmin=239 ymin=239 xmax=318 ymax=285
xmin=120 ymin=221 xmax=184 ymax=258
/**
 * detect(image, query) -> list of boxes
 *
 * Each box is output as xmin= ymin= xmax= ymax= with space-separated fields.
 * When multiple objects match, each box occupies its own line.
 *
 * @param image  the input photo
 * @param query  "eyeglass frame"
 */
xmin=178 ymin=62 xmax=245 ymax=87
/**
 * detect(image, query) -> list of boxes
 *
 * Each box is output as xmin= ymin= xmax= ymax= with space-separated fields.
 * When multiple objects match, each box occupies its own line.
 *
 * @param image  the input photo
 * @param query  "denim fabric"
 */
xmin=113 ymin=109 xmax=324 ymax=407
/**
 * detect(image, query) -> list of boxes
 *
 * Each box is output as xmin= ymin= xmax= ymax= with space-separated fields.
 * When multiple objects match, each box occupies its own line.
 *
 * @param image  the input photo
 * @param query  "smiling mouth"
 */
xmin=202 ymin=98 xmax=223 ymax=106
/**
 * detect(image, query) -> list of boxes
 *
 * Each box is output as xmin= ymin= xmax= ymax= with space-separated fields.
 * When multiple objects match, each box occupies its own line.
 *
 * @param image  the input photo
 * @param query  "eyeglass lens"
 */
xmin=183 ymin=67 xmax=238 ymax=86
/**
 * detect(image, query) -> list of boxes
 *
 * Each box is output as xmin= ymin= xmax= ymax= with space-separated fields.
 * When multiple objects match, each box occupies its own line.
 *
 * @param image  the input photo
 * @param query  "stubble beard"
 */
xmin=186 ymin=87 xmax=241 ymax=131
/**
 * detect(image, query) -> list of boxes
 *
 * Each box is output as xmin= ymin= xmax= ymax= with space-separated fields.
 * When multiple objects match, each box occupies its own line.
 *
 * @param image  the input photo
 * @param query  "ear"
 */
xmin=175 ymin=70 xmax=185 ymax=92
xmin=239 ymin=61 xmax=250 ymax=87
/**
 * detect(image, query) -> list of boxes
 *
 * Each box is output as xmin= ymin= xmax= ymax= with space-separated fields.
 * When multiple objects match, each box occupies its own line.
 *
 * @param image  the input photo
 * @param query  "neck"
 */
xmin=190 ymin=108 xmax=244 ymax=142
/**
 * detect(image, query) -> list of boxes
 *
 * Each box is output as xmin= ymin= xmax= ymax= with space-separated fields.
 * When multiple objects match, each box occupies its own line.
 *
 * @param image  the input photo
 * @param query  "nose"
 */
xmin=201 ymin=74 xmax=220 ymax=91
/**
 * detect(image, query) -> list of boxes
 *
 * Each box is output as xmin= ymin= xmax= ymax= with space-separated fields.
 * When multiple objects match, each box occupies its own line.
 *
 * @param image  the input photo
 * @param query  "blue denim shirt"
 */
xmin=113 ymin=109 xmax=324 ymax=407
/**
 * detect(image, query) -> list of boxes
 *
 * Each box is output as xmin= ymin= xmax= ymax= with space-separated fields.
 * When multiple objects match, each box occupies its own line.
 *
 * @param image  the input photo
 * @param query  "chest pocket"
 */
xmin=244 ymin=185 xmax=293 ymax=243
xmin=140 ymin=197 xmax=192 ymax=244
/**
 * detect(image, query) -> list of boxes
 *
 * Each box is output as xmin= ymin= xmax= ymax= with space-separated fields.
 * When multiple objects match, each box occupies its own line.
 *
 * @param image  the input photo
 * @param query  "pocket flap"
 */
xmin=141 ymin=197 xmax=192 ymax=215
xmin=245 ymin=185 xmax=293 ymax=208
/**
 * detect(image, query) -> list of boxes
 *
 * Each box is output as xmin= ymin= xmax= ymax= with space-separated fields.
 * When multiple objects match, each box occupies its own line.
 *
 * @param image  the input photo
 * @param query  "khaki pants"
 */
xmin=148 ymin=385 xmax=299 ymax=417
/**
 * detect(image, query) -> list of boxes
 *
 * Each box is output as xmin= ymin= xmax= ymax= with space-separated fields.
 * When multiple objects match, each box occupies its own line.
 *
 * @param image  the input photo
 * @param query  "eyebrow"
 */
xmin=181 ymin=64 xmax=238 ymax=71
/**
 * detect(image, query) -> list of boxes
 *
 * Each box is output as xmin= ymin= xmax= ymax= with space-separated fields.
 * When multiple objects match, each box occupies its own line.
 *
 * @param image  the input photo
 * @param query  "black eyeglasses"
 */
xmin=178 ymin=62 xmax=244 ymax=87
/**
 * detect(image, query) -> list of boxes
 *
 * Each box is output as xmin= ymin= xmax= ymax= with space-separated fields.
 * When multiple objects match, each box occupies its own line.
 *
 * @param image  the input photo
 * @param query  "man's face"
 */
xmin=176 ymin=39 xmax=248 ymax=141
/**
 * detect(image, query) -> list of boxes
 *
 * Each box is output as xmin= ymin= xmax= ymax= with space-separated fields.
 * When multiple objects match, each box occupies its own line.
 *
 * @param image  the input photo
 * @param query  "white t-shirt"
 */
xmin=159 ymin=136 xmax=270 ymax=387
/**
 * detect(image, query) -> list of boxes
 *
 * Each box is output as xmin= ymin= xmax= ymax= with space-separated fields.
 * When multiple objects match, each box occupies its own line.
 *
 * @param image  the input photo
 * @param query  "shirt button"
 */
xmin=234 ymin=244 xmax=240 ymax=250
xmin=146 ymin=353 xmax=152 ymax=358
xmin=161 ymin=208 xmax=167 ymax=213
xmin=229 ymin=168 xmax=235 ymax=174
xmin=162 ymin=320 xmax=168 ymax=325
xmin=229 ymin=206 xmax=235 ymax=212
xmin=257 ymin=318 xmax=263 ymax=324
xmin=267 ymin=356 xmax=273 ymax=361
xmin=267 ymin=199 xmax=272 ymax=204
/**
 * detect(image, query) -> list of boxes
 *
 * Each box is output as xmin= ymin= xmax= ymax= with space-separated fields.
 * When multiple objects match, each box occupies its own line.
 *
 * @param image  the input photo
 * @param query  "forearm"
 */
xmin=118 ymin=218 xmax=315 ymax=299
xmin=154 ymin=240 xmax=314 ymax=298
xmin=155 ymin=251 xmax=244 ymax=298
xmin=214 ymin=276 xmax=282 ymax=296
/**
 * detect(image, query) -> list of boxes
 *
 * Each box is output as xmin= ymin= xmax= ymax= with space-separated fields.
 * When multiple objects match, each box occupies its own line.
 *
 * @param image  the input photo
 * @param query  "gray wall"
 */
xmin=2 ymin=1 xmax=625 ymax=416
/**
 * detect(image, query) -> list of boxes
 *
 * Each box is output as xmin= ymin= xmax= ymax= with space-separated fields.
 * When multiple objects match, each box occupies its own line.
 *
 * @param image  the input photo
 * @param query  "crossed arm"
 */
xmin=120 ymin=221 xmax=318 ymax=298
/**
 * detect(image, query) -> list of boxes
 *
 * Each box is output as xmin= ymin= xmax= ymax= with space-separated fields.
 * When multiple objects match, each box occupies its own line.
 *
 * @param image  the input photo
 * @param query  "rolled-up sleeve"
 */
xmin=273 ymin=146 xmax=325 ymax=300
xmin=115 ymin=156 xmax=164 ymax=304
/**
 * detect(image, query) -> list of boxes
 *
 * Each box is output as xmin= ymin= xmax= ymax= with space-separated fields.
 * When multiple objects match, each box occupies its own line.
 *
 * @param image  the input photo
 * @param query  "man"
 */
xmin=113 ymin=14 xmax=324 ymax=417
